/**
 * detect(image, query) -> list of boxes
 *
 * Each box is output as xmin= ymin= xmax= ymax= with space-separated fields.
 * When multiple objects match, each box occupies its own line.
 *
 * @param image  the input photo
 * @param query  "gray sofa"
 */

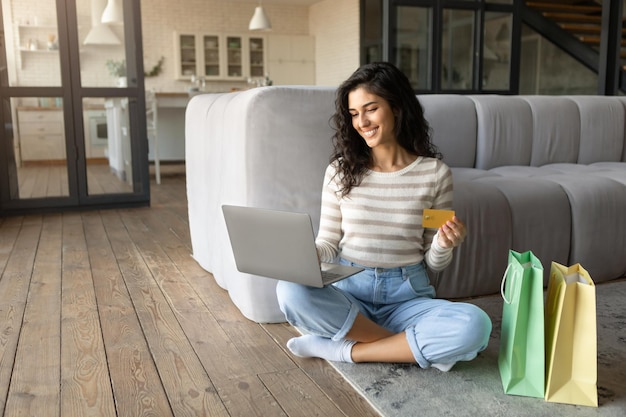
xmin=185 ymin=87 xmax=626 ymax=323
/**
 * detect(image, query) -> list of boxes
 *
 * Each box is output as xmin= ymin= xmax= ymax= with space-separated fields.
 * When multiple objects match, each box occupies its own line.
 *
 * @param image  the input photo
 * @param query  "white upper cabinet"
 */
xmin=174 ymin=32 xmax=266 ymax=81
xmin=267 ymin=35 xmax=315 ymax=85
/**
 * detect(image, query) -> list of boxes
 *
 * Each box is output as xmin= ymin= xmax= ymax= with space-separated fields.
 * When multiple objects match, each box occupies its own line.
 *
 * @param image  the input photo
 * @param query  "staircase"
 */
xmin=524 ymin=0 xmax=626 ymax=70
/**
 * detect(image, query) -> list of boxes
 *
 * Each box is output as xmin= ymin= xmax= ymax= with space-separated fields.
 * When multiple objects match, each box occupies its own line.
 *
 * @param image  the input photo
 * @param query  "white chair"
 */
xmin=146 ymin=89 xmax=160 ymax=184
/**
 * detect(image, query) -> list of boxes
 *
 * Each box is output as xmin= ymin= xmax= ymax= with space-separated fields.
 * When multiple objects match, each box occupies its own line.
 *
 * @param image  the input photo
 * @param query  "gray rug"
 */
xmin=330 ymin=279 xmax=626 ymax=417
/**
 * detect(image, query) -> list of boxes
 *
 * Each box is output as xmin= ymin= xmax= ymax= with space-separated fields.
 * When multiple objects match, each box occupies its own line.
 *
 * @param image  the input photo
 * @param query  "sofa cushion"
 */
xmin=432 ymin=179 xmax=512 ymax=299
xmin=521 ymin=96 xmax=580 ymax=166
xmin=570 ymin=96 xmax=625 ymax=164
xmin=542 ymin=173 xmax=626 ymax=281
xmin=476 ymin=176 xmax=571 ymax=285
xmin=244 ymin=87 xmax=336 ymax=219
xmin=470 ymin=96 xmax=534 ymax=170
xmin=420 ymin=95 xmax=477 ymax=168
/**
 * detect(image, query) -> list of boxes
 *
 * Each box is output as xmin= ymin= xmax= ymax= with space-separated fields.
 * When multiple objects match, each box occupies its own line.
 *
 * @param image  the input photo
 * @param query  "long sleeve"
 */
xmin=315 ymin=164 xmax=343 ymax=262
xmin=423 ymin=163 xmax=454 ymax=272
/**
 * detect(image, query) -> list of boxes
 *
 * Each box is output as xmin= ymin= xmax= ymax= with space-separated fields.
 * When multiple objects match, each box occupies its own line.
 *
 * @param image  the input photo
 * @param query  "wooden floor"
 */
xmin=16 ymin=163 xmax=133 ymax=199
xmin=0 ymin=173 xmax=380 ymax=417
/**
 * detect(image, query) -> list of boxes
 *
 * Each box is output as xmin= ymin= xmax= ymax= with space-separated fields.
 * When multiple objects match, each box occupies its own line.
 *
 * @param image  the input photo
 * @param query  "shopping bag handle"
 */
xmin=500 ymin=264 xmax=515 ymax=304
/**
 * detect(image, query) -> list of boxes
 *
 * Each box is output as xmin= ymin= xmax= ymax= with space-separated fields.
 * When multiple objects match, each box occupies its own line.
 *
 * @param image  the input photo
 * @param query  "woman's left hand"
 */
xmin=437 ymin=216 xmax=467 ymax=249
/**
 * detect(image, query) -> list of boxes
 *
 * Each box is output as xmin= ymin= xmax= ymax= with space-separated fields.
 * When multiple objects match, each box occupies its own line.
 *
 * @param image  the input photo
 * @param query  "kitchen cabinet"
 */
xmin=175 ymin=33 xmax=199 ymax=79
xmin=267 ymin=35 xmax=315 ymax=85
xmin=173 ymin=32 xmax=266 ymax=80
xmin=203 ymin=34 xmax=221 ymax=77
xmin=248 ymin=37 xmax=266 ymax=78
xmin=17 ymin=108 xmax=66 ymax=163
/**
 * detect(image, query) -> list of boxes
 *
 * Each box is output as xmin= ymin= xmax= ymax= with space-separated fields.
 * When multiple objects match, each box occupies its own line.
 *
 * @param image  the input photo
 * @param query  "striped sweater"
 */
xmin=315 ymin=156 xmax=455 ymax=271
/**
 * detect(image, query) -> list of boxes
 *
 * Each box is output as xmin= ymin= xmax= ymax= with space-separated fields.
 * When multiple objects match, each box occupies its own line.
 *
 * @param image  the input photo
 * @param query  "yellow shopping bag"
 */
xmin=544 ymin=262 xmax=597 ymax=407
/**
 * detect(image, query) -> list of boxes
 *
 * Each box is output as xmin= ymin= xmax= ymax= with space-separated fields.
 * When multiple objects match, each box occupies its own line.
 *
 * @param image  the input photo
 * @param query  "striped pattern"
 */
xmin=316 ymin=157 xmax=455 ymax=270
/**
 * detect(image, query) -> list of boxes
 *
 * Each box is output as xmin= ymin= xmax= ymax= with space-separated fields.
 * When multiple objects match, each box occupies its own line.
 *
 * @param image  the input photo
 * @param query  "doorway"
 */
xmin=0 ymin=0 xmax=149 ymax=215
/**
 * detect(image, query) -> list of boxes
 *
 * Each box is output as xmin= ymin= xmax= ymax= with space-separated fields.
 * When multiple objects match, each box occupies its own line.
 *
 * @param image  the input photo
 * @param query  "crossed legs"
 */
xmin=277 ymin=280 xmax=491 ymax=370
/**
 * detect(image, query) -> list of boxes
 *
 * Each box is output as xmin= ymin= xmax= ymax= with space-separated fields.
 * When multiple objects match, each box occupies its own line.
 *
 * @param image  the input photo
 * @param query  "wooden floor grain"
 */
xmin=0 ymin=174 xmax=380 ymax=417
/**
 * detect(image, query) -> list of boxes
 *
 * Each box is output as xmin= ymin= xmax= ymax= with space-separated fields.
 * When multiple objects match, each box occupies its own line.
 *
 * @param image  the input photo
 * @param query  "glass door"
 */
xmin=392 ymin=5 xmax=433 ymax=90
xmin=0 ymin=0 xmax=149 ymax=214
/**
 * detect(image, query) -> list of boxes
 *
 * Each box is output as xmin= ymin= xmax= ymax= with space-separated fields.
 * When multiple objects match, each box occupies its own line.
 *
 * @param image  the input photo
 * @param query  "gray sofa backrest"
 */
xmin=437 ymin=95 xmax=626 ymax=170
xmin=569 ymin=96 xmax=625 ymax=164
xmin=522 ymin=96 xmax=581 ymax=166
xmin=419 ymin=95 xmax=477 ymax=168
xmin=470 ymin=95 xmax=534 ymax=170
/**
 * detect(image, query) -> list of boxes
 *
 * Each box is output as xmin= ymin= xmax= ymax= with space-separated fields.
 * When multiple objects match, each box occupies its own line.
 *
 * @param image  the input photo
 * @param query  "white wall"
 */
xmin=309 ymin=0 xmax=360 ymax=86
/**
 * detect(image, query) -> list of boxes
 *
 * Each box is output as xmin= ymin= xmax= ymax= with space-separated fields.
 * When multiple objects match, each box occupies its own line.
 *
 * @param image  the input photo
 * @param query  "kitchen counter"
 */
xmin=155 ymin=92 xmax=189 ymax=108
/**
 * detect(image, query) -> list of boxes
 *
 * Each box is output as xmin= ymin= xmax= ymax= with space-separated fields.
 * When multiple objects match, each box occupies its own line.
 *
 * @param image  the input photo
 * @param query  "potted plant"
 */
xmin=106 ymin=59 xmax=126 ymax=87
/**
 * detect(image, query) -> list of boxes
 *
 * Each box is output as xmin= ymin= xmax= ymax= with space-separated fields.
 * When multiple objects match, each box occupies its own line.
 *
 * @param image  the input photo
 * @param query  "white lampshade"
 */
xmin=83 ymin=24 xmax=120 ymax=45
xmin=249 ymin=6 xmax=271 ymax=31
xmin=101 ymin=0 xmax=123 ymax=24
xmin=84 ymin=0 xmax=120 ymax=45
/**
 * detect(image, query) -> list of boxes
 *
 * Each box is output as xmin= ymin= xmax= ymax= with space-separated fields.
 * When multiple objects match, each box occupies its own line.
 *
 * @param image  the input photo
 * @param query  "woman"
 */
xmin=276 ymin=62 xmax=491 ymax=371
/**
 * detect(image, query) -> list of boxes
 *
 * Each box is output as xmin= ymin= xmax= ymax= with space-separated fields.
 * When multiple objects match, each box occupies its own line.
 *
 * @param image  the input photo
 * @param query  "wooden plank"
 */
xmin=558 ymin=23 xmax=602 ymax=34
xmin=0 ymin=216 xmax=23 ymax=275
xmin=0 ymin=217 xmax=41 ymax=416
xmin=4 ymin=214 xmax=62 ymax=416
xmin=263 ymin=323 xmax=382 ymax=417
xmin=180 ymin=311 xmax=289 ymax=417
xmin=60 ymin=166 xmax=69 ymax=196
xmin=30 ymin=166 xmax=49 ymax=198
xmin=82 ymin=211 xmax=174 ymax=417
xmin=17 ymin=168 xmax=36 ymax=198
xmin=258 ymin=368 xmax=348 ymax=417
xmin=86 ymin=165 xmax=132 ymax=195
xmin=100 ymin=209 xmax=229 ymax=417
xmin=60 ymin=213 xmax=117 ymax=417
xmin=150 ymin=207 xmax=193 ymax=252
xmin=119 ymin=208 xmax=291 ymax=416
xmin=542 ymin=12 xmax=602 ymax=23
xmin=85 ymin=165 xmax=106 ymax=195
xmin=526 ymin=2 xmax=601 ymax=13
xmin=577 ymin=35 xmax=626 ymax=46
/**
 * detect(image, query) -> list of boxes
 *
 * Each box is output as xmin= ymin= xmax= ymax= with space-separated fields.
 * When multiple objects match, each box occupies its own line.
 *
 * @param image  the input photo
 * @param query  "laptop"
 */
xmin=221 ymin=205 xmax=363 ymax=287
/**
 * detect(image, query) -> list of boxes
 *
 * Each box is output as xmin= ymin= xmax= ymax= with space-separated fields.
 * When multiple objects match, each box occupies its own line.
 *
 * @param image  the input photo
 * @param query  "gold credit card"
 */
xmin=422 ymin=209 xmax=455 ymax=229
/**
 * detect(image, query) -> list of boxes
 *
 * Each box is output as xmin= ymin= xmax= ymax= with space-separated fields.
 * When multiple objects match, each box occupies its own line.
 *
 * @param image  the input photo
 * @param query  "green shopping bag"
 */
xmin=498 ymin=250 xmax=545 ymax=398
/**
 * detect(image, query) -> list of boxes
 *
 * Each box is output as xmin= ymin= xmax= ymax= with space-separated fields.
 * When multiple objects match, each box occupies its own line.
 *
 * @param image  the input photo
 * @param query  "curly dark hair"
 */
xmin=330 ymin=62 xmax=441 ymax=197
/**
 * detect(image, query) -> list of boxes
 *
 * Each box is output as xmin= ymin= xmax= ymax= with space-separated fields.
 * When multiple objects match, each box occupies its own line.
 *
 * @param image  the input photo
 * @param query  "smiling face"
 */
xmin=348 ymin=87 xmax=398 ymax=150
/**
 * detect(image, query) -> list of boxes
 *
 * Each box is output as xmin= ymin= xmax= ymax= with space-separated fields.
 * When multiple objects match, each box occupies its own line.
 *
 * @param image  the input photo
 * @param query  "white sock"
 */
xmin=286 ymin=335 xmax=356 ymax=363
xmin=431 ymin=362 xmax=456 ymax=372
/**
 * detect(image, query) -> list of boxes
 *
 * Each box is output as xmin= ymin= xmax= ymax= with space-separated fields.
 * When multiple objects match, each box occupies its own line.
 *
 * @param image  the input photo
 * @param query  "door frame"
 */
xmin=0 ymin=0 xmax=149 ymax=215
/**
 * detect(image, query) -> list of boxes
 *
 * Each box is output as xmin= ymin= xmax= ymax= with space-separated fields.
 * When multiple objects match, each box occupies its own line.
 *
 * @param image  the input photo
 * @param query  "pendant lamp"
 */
xmin=101 ymin=0 xmax=123 ymax=24
xmin=249 ymin=3 xmax=271 ymax=31
xmin=84 ymin=0 xmax=120 ymax=45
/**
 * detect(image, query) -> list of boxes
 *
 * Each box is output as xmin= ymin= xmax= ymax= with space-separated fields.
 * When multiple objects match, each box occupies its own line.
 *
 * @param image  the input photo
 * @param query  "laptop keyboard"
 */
xmin=321 ymin=270 xmax=344 ymax=284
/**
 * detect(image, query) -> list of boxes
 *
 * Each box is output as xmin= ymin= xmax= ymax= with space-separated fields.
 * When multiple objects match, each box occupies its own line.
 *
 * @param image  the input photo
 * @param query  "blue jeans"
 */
xmin=276 ymin=259 xmax=492 ymax=368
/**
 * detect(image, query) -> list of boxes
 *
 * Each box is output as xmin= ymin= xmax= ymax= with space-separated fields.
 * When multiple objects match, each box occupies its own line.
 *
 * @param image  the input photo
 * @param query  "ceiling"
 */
xmin=227 ymin=0 xmax=323 ymax=6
